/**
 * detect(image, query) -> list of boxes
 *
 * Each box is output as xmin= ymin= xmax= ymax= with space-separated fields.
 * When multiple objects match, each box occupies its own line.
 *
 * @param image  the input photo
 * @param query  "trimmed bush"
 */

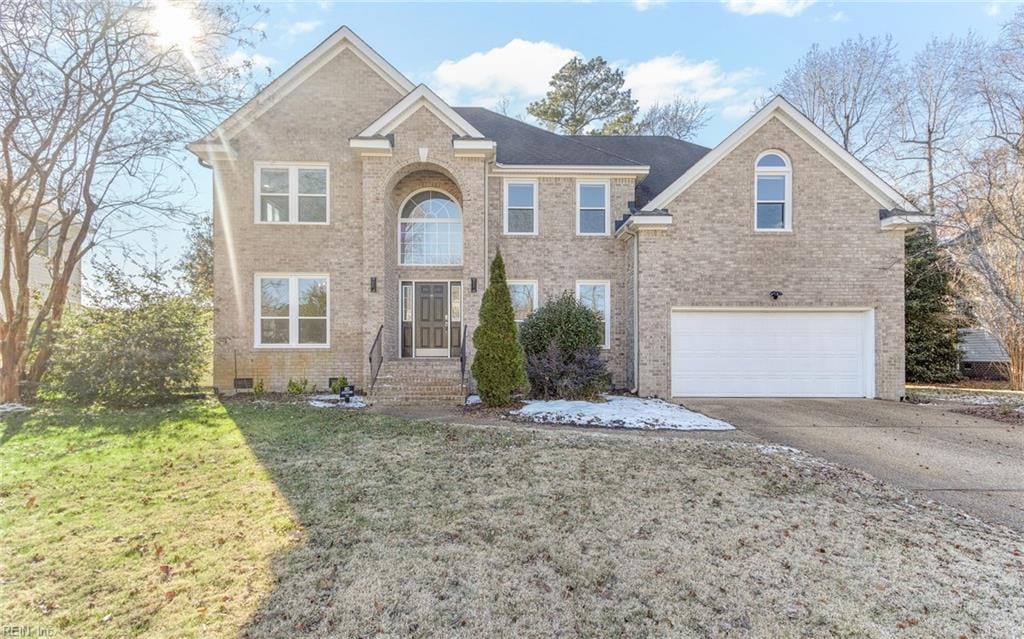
xmin=519 ymin=291 xmax=609 ymax=400
xmin=471 ymin=250 xmax=527 ymax=406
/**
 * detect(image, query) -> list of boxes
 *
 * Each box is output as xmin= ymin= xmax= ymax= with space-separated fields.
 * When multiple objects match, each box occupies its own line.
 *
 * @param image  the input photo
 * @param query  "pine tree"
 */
xmin=471 ymin=251 xmax=527 ymax=406
xmin=905 ymin=229 xmax=961 ymax=382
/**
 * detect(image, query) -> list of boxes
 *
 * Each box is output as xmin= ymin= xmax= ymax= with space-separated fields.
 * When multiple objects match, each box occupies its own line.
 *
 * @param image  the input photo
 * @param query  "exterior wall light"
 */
xmin=769 ymin=290 xmax=783 ymax=300
xmin=370 ymin=277 xmax=377 ymax=293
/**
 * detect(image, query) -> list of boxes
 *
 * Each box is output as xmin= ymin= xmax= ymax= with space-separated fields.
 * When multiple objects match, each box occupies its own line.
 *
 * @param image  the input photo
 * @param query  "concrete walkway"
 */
xmin=682 ymin=398 xmax=1024 ymax=532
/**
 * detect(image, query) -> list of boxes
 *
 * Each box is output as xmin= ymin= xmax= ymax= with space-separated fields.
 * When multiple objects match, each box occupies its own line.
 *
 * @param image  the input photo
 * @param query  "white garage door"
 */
xmin=671 ymin=310 xmax=874 ymax=398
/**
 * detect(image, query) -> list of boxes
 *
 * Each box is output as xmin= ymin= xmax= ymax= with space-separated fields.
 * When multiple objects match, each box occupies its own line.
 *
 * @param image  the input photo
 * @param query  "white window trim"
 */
xmin=397 ymin=187 xmax=464 ymax=267
xmin=754 ymin=150 xmax=792 ymax=233
xmin=503 ymin=179 xmax=538 ymax=236
xmin=254 ymin=273 xmax=330 ymax=348
xmin=507 ymin=279 xmax=539 ymax=323
xmin=575 ymin=279 xmax=611 ymax=349
xmin=575 ymin=180 xmax=611 ymax=237
xmin=253 ymin=162 xmax=330 ymax=225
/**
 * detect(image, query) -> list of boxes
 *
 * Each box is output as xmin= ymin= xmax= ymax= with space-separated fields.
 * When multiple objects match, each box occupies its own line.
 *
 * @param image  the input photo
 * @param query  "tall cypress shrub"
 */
xmin=905 ymin=229 xmax=961 ymax=382
xmin=471 ymin=250 xmax=527 ymax=406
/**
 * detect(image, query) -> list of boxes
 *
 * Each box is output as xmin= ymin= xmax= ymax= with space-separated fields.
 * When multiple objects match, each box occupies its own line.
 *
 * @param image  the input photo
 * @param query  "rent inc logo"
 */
xmin=2 ymin=627 xmax=55 ymax=637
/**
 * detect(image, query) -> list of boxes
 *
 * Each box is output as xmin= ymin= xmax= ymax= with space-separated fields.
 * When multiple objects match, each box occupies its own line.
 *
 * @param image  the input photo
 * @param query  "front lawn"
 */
xmin=2 ymin=400 xmax=1022 ymax=637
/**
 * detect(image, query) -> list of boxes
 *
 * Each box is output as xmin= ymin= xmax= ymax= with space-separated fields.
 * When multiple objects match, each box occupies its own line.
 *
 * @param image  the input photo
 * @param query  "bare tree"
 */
xmin=945 ymin=150 xmax=1024 ymax=388
xmin=638 ymin=98 xmax=710 ymax=141
xmin=896 ymin=35 xmax=981 ymax=215
xmin=0 ymin=0 xmax=262 ymax=401
xmin=771 ymin=35 xmax=904 ymax=164
xmin=975 ymin=5 xmax=1024 ymax=159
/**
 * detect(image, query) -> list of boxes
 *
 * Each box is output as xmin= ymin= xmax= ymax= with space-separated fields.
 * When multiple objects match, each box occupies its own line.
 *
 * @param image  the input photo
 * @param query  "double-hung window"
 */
xmin=577 ymin=181 xmax=609 ymax=236
xmin=576 ymin=280 xmax=610 ymax=348
xmin=504 ymin=180 xmax=537 ymax=235
xmin=255 ymin=163 xmax=329 ymax=224
xmin=255 ymin=274 xmax=329 ymax=347
xmin=754 ymin=151 xmax=791 ymax=231
xmin=507 ymin=280 xmax=539 ymax=323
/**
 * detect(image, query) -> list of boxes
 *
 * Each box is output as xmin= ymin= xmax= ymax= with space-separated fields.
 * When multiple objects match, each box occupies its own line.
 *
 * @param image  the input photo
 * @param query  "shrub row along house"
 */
xmin=187 ymin=27 xmax=927 ymax=404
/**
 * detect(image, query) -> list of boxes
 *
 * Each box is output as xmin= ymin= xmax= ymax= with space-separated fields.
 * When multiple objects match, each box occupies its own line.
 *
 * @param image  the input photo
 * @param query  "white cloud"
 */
xmin=985 ymin=2 xmax=1001 ymax=16
xmin=287 ymin=20 xmax=322 ymax=36
xmin=829 ymin=10 xmax=848 ymax=22
xmin=633 ymin=0 xmax=668 ymax=11
xmin=432 ymin=39 xmax=579 ymax=107
xmin=624 ymin=54 xmax=759 ymax=110
xmin=722 ymin=0 xmax=816 ymax=17
xmin=226 ymin=50 xmax=276 ymax=71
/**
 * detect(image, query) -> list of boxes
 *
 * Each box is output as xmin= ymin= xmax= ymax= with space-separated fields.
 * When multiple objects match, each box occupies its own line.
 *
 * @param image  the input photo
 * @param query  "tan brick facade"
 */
xmin=633 ymin=117 xmax=905 ymax=400
xmin=206 ymin=43 xmax=906 ymax=400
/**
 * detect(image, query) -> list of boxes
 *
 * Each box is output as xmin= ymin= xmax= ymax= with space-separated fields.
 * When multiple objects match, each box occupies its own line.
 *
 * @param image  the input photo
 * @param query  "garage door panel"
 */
xmin=671 ymin=310 xmax=871 ymax=398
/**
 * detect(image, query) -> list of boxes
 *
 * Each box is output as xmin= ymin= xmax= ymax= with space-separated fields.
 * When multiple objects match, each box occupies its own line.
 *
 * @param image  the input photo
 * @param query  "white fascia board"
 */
xmin=492 ymin=163 xmax=650 ymax=177
xmin=193 ymin=27 xmax=414 ymax=145
xmin=358 ymin=85 xmax=484 ymax=139
xmin=453 ymin=139 xmax=496 ymax=151
xmin=349 ymin=138 xmax=393 ymax=150
xmin=881 ymin=214 xmax=932 ymax=230
xmin=642 ymin=96 xmax=917 ymax=213
xmin=186 ymin=141 xmax=236 ymax=162
xmin=614 ymin=214 xmax=673 ymax=238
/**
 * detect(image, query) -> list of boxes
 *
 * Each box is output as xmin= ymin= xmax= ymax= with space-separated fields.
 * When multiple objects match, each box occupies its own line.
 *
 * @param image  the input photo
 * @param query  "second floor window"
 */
xmin=755 ymin=151 xmax=791 ymax=231
xmin=577 ymin=181 xmax=609 ymax=236
xmin=255 ymin=164 xmax=328 ymax=224
xmin=504 ymin=181 xmax=537 ymax=235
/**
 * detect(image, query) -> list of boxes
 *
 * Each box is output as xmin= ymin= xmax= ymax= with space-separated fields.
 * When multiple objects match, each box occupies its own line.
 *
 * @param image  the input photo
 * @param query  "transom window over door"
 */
xmin=399 ymin=190 xmax=463 ymax=265
xmin=755 ymin=151 xmax=791 ymax=231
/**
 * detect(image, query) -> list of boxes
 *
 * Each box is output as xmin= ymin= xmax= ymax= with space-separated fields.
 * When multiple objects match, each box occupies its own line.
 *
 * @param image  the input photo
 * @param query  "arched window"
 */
xmin=755 ymin=151 xmax=791 ymax=231
xmin=399 ymin=190 xmax=462 ymax=265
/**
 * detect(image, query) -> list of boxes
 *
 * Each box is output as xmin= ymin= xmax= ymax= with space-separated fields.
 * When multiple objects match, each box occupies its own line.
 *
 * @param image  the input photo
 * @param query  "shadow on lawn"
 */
xmin=222 ymin=400 xmax=445 ymax=637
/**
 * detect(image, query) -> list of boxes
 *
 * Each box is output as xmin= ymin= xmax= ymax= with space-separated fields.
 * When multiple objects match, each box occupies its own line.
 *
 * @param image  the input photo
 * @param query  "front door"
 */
xmin=415 ymin=282 xmax=448 ymax=357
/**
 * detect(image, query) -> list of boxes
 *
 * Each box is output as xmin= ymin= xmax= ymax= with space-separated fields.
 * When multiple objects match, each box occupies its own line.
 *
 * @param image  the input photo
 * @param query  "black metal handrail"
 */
xmin=368 ymin=325 xmax=384 ymax=393
xmin=459 ymin=323 xmax=469 ymax=386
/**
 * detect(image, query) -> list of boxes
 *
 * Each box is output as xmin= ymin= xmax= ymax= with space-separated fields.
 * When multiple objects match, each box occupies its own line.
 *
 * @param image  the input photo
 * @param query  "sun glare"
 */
xmin=149 ymin=0 xmax=202 ymax=59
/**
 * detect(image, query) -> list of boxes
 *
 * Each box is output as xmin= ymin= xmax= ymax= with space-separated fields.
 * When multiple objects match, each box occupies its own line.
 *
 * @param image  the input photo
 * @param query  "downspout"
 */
xmin=631 ymin=228 xmax=640 ymax=394
xmin=484 ymin=159 xmax=491 ymax=282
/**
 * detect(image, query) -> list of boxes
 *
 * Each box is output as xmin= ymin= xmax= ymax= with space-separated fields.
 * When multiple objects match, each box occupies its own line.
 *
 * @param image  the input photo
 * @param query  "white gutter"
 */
xmin=492 ymin=163 xmax=650 ymax=177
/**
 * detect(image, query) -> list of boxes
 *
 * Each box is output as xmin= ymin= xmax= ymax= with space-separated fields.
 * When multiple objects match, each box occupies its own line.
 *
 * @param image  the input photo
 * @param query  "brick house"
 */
xmin=188 ymin=27 xmax=926 ymax=403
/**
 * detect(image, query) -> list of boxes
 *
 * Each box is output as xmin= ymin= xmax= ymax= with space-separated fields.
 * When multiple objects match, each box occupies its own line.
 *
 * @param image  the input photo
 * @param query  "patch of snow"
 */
xmin=465 ymin=394 xmax=482 ymax=406
xmin=308 ymin=394 xmax=366 ymax=409
xmin=513 ymin=394 xmax=734 ymax=431
xmin=756 ymin=443 xmax=803 ymax=456
xmin=0 ymin=403 xmax=31 ymax=414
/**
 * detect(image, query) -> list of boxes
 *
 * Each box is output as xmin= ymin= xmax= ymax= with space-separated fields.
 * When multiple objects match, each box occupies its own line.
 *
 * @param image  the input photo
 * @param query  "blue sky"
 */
xmin=150 ymin=0 xmax=1016 ymax=273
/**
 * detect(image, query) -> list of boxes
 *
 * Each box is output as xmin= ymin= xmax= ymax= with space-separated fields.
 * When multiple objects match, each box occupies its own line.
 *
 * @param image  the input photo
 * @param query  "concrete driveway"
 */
xmin=683 ymin=398 xmax=1024 ymax=532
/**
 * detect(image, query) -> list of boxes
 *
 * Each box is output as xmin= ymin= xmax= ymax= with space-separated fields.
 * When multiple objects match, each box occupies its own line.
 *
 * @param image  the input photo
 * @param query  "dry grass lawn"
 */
xmin=1 ymin=399 xmax=1022 ymax=638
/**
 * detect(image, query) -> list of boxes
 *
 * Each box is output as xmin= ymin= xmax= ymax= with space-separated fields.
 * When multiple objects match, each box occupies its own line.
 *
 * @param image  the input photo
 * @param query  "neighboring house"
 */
xmin=188 ymin=27 xmax=927 ymax=403
xmin=0 ymin=215 xmax=82 ymax=313
xmin=958 ymin=328 xmax=1010 ymax=380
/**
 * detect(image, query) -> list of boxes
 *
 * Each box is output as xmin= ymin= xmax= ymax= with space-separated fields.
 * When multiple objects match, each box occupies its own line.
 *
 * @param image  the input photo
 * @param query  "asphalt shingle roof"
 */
xmin=454 ymin=107 xmax=712 ymax=208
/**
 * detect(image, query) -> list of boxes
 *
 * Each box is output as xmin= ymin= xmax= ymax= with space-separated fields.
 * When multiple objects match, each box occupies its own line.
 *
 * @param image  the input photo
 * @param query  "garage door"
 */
xmin=671 ymin=310 xmax=873 ymax=397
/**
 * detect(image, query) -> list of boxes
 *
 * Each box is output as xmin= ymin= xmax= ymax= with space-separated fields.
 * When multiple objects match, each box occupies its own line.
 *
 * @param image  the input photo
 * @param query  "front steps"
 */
xmin=368 ymin=358 xmax=465 ymax=406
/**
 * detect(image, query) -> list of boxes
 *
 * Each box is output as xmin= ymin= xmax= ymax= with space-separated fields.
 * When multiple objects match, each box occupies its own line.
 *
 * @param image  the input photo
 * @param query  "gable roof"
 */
xmin=193 ymin=26 xmax=413 ymax=147
xmin=568 ymin=135 xmax=710 ymax=207
xmin=454 ymin=108 xmax=646 ymax=168
xmin=357 ymin=85 xmax=485 ymax=139
xmin=641 ymin=95 xmax=917 ymax=213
